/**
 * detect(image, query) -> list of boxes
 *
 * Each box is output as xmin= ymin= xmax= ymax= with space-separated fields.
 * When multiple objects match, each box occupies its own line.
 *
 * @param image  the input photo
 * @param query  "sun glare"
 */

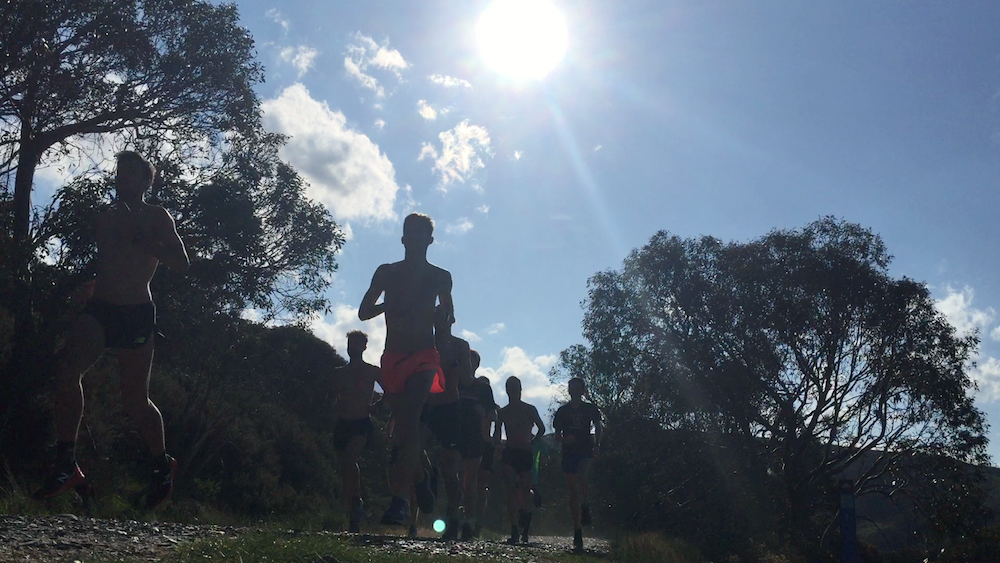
xmin=477 ymin=0 xmax=568 ymax=81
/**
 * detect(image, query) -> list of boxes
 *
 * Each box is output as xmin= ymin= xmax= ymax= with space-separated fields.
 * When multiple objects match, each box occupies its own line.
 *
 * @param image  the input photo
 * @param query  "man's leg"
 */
xmin=341 ymin=434 xmax=367 ymax=531
xmin=119 ymin=340 xmax=175 ymax=508
xmin=382 ymin=370 xmax=435 ymax=525
xmin=567 ymin=471 xmax=584 ymax=551
xmin=517 ymin=469 xmax=534 ymax=542
xmin=460 ymin=456 xmax=480 ymax=532
xmin=502 ymin=462 xmax=519 ymax=542
xmin=576 ymin=458 xmax=593 ymax=526
xmin=440 ymin=448 xmax=462 ymax=539
xmin=475 ymin=467 xmax=491 ymax=533
xmin=36 ymin=315 xmax=105 ymax=498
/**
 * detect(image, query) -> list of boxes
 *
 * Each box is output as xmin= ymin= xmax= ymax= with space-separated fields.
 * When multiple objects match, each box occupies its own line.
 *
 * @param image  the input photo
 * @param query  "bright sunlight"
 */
xmin=477 ymin=0 xmax=568 ymax=81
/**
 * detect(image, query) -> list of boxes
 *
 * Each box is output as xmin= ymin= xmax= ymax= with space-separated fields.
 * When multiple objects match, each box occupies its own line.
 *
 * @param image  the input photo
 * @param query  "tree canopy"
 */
xmin=557 ymin=217 xmax=990 ymax=549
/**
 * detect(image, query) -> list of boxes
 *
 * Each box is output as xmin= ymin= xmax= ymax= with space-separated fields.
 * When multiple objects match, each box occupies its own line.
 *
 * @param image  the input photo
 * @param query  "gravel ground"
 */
xmin=0 ymin=515 xmax=609 ymax=563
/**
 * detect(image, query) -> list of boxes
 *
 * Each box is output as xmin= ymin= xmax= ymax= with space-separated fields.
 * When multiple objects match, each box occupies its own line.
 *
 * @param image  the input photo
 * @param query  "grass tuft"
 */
xmin=611 ymin=531 xmax=701 ymax=563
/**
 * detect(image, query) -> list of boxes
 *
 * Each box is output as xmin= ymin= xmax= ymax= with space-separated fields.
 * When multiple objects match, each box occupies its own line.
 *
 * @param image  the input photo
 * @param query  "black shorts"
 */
xmin=423 ymin=401 xmax=482 ymax=459
xmin=83 ymin=298 xmax=156 ymax=349
xmin=502 ymin=447 xmax=533 ymax=474
xmin=333 ymin=417 xmax=373 ymax=451
xmin=561 ymin=447 xmax=593 ymax=474
xmin=479 ymin=442 xmax=496 ymax=471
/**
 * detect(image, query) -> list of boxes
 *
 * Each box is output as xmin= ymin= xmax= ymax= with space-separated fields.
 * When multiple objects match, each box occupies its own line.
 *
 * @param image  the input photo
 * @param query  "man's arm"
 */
xmin=436 ymin=270 xmax=455 ymax=322
xmin=493 ymin=410 xmax=504 ymax=447
xmin=359 ymin=265 xmax=388 ymax=321
xmin=149 ymin=207 xmax=190 ymax=272
xmin=593 ymin=408 xmax=603 ymax=449
xmin=532 ymin=407 xmax=546 ymax=441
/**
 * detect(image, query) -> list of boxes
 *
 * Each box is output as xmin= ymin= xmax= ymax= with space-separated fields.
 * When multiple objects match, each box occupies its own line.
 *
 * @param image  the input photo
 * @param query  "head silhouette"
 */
xmin=506 ymin=376 xmax=522 ymax=402
xmin=115 ymin=151 xmax=155 ymax=198
xmin=402 ymin=213 xmax=434 ymax=253
xmin=568 ymin=377 xmax=586 ymax=401
xmin=346 ymin=330 xmax=368 ymax=360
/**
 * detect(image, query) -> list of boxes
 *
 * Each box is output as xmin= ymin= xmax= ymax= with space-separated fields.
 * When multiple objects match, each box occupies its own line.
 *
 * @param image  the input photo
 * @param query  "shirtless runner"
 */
xmin=329 ymin=330 xmax=381 ymax=533
xmin=359 ymin=213 xmax=451 ymax=526
xmin=495 ymin=376 xmax=545 ymax=544
xmin=553 ymin=377 xmax=602 ymax=552
xmin=35 ymin=151 xmax=189 ymax=508
xmin=420 ymin=306 xmax=473 ymax=539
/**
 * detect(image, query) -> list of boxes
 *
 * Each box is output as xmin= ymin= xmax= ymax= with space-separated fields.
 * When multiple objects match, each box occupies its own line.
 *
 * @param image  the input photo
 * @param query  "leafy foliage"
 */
xmin=559 ymin=217 xmax=991 ymax=552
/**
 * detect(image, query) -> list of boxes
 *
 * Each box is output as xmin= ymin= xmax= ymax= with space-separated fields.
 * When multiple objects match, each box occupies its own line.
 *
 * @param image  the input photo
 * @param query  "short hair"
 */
xmin=403 ymin=213 xmax=434 ymax=237
xmin=469 ymin=349 xmax=481 ymax=364
xmin=117 ymin=151 xmax=155 ymax=186
xmin=346 ymin=330 xmax=368 ymax=343
xmin=568 ymin=377 xmax=587 ymax=396
xmin=506 ymin=376 xmax=521 ymax=392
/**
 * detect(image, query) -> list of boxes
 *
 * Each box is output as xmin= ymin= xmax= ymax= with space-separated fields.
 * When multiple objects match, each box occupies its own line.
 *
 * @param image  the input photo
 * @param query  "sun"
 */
xmin=477 ymin=0 xmax=568 ymax=81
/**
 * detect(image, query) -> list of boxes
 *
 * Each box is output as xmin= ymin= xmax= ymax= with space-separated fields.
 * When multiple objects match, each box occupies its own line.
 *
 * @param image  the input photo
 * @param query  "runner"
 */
xmin=359 ymin=213 xmax=451 ymax=526
xmin=495 ymin=376 xmax=545 ymax=544
xmin=35 ymin=151 xmax=189 ymax=508
xmin=329 ymin=330 xmax=381 ymax=532
xmin=473 ymin=375 xmax=498 ymax=537
xmin=553 ymin=377 xmax=602 ymax=552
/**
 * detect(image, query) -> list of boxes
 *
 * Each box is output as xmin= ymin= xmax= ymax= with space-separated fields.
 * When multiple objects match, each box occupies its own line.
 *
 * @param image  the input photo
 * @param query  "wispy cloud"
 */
xmin=418 ymin=120 xmax=492 ymax=189
xmin=428 ymin=74 xmax=472 ymax=89
xmin=266 ymin=8 xmax=289 ymax=32
xmin=374 ymin=118 xmax=386 ymax=130
xmin=477 ymin=205 xmax=490 ymax=215
xmin=461 ymin=330 xmax=482 ymax=342
xmin=344 ymin=33 xmax=410 ymax=97
xmin=417 ymin=100 xmax=437 ymax=120
xmin=935 ymin=285 xmax=1000 ymax=403
xmin=477 ymin=347 xmax=561 ymax=416
xmin=446 ymin=217 xmax=474 ymax=235
xmin=280 ymin=46 xmax=318 ymax=77
xmin=262 ymin=83 xmax=400 ymax=222
xmin=488 ymin=323 xmax=505 ymax=335
xmin=512 ymin=150 xmax=522 ymax=160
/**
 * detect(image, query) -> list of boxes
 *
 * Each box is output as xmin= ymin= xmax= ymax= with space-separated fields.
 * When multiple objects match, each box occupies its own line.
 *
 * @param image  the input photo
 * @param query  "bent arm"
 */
xmin=533 ymin=408 xmax=546 ymax=440
xmin=359 ymin=266 xmax=387 ymax=320
xmin=152 ymin=209 xmax=190 ymax=272
xmin=594 ymin=413 xmax=603 ymax=449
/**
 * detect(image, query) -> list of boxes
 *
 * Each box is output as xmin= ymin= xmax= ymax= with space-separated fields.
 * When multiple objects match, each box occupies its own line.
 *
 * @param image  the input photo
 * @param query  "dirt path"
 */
xmin=0 ymin=515 xmax=609 ymax=562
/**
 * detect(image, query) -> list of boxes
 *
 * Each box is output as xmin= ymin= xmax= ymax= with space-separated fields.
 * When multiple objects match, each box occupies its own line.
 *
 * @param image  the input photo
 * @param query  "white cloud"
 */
xmin=461 ymin=330 xmax=481 ymax=342
xmin=991 ymin=326 xmax=1000 ymax=342
xmin=280 ymin=45 xmax=318 ymax=77
xmin=477 ymin=347 xmax=561 ymax=420
xmin=488 ymin=323 xmax=505 ymax=335
xmin=262 ymin=83 xmax=399 ymax=222
xmin=477 ymin=205 xmax=490 ymax=215
xmin=593 ymin=144 xmax=602 ymax=152
xmin=428 ymin=74 xmax=473 ymax=89
xmin=935 ymin=285 xmax=995 ymax=337
xmin=311 ymin=303 xmax=387 ymax=369
xmin=374 ymin=118 xmax=386 ymax=130
xmin=971 ymin=357 xmax=1000 ymax=403
xmin=417 ymin=100 xmax=437 ymax=120
xmin=266 ymin=8 xmax=289 ymax=32
xmin=344 ymin=33 xmax=410 ymax=97
xmin=512 ymin=150 xmax=522 ymax=161
xmin=446 ymin=217 xmax=474 ymax=235
xmin=419 ymin=120 xmax=492 ymax=189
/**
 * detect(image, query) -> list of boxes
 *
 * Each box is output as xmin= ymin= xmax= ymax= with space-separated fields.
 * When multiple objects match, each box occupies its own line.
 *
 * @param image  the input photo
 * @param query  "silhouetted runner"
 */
xmin=496 ymin=376 xmax=545 ymax=544
xmin=553 ymin=377 xmax=602 ymax=552
xmin=35 ymin=151 xmax=190 ymax=509
xmin=472 ymin=373 xmax=499 ymax=538
xmin=359 ymin=213 xmax=452 ymax=526
xmin=329 ymin=330 xmax=381 ymax=532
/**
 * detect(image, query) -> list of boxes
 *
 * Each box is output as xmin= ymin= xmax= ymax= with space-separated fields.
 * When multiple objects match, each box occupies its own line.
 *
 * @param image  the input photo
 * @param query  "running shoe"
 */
xmin=573 ymin=529 xmax=584 ymax=552
xmin=33 ymin=464 xmax=86 ymax=499
xmin=415 ymin=469 xmax=436 ymax=514
xmin=506 ymin=525 xmax=519 ymax=545
xmin=408 ymin=524 xmax=418 ymax=538
xmin=581 ymin=503 xmax=592 ymax=526
xmin=146 ymin=454 xmax=178 ymax=508
xmin=380 ymin=496 xmax=410 ymax=526
xmin=443 ymin=518 xmax=460 ymax=540
xmin=520 ymin=511 xmax=532 ymax=544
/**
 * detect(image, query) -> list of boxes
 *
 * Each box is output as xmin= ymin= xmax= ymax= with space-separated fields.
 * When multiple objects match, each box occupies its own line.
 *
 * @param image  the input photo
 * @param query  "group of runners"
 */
xmin=31 ymin=151 xmax=604 ymax=552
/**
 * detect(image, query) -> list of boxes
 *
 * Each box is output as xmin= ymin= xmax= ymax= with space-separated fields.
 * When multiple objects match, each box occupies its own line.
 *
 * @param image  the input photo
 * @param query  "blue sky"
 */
xmin=32 ymin=1 xmax=1000 ymax=461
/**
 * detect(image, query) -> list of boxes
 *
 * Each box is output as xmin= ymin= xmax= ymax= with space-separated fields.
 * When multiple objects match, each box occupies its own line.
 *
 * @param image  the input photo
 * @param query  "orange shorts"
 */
xmin=380 ymin=348 xmax=446 ymax=395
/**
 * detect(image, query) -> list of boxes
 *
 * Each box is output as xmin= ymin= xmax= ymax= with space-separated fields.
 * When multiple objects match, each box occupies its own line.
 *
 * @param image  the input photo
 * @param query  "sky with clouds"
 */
xmin=30 ymin=1 xmax=1000 ymax=461
xmin=245 ymin=0 xmax=1000 ymax=459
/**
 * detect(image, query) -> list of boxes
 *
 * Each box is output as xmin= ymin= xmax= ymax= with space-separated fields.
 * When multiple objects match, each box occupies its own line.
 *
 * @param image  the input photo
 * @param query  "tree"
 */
xmin=1 ymin=0 xmax=261 ymax=247
xmin=564 ymin=217 xmax=989 ymax=549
